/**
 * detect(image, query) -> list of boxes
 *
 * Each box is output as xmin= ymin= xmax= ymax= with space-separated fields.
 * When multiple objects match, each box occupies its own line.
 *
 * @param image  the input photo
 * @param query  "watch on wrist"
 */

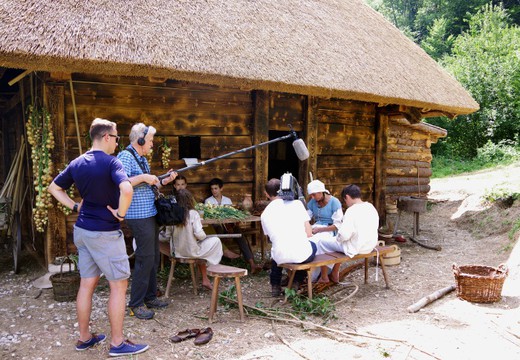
xmin=72 ymin=203 xmax=79 ymax=213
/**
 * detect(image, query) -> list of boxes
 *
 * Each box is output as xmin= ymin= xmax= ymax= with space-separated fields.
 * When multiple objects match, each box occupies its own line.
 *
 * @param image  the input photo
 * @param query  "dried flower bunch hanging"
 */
xmin=145 ymin=149 xmax=153 ymax=166
xmin=26 ymin=105 xmax=55 ymax=232
xmin=160 ymin=137 xmax=171 ymax=169
xmin=56 ymin=164 xmax=75 ymax=216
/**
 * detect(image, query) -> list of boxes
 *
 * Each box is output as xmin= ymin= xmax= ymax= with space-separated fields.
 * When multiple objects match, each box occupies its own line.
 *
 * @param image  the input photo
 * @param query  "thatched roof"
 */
xmin=0 ymin=0 xmax=478 ymax=115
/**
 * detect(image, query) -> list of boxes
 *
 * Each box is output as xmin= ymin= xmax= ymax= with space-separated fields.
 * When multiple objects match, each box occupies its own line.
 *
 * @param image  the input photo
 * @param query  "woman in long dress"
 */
xmin=173 ymin=189 xmax=223 ymax=290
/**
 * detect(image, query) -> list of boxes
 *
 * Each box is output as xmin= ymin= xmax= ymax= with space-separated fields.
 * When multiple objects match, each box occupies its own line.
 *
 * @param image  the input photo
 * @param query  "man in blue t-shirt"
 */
xmin=48 ymin=118 xmax=148 ymax=357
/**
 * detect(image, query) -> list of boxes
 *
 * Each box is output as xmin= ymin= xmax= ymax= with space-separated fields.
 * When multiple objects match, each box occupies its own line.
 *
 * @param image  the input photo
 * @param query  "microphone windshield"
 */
xmin=292 ymin=138 xmax=309 ymax=161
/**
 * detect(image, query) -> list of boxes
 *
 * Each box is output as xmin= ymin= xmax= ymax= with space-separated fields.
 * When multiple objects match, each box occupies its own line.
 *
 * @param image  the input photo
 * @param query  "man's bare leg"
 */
xmin=318 ymin=265 xmax=330 ymax=283
xmin=76 ymin=276 xmax=100 ymax=342
xmin=108 ymin=278 xmax=128 ymax=347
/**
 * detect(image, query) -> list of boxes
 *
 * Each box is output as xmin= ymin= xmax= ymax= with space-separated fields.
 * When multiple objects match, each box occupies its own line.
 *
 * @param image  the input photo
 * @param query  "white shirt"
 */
xmin=204 ymin=195 xmax=232 ymax=206
xmin=261 ymin=198 xmax=313 ymax=264
xmin=337 ymin=202 xmax=379 ymax=257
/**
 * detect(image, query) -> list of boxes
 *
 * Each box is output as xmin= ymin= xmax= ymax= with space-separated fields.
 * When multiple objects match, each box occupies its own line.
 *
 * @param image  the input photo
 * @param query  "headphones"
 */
xmin=137 ymin=126 xmax=149 ymax=146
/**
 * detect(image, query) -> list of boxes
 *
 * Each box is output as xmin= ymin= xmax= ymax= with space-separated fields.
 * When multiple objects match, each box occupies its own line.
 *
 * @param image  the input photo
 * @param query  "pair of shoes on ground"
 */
xmin=169 ymin=327 xmax=213 ymax=345
xmin=129 ymin=298 xmax=169 ymax=319
xmin=75 ymin=333 xmax=148 ymax=356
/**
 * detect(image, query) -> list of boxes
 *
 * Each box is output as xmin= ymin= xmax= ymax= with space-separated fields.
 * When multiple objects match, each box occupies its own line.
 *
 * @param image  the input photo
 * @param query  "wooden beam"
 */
xmin=49 ymin=72 xmax=71 ymax=82
xmin=44 ymin=82 xmax=67 ymax=265
xmin=384 ymin=105 xmax=423 ymax=124
xmin=374 ymin=109 xmax=388 ymax=226
xmin=304 ymin=96 xmax=318 ymax=186
xmin=8 ymin=69 xmax=31 ymax=86
xmin=253 ymin=90 xmax=269 ymax=203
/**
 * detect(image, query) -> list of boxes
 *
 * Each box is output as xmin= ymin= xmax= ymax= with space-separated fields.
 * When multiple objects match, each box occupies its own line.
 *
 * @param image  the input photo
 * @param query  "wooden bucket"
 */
xmin=382 ymin=245 xmax=401 ymax=266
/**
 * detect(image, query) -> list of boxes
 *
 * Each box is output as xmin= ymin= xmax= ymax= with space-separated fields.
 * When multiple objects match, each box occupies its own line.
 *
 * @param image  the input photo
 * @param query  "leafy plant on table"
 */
xmin=195 ymin=203 xmax=249 ymax=220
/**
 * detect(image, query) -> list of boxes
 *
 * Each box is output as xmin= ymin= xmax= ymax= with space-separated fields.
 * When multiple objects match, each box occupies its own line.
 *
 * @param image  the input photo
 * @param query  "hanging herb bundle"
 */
xmin=55 ymin=164 xmax=75 ymax=215
xmin=26 ymin=105 xmax=55 ymax=232
xmin=145 ymin=148 xmax=153 ymax=166
xmin=160 ymin=137 xmax=171 ymax=169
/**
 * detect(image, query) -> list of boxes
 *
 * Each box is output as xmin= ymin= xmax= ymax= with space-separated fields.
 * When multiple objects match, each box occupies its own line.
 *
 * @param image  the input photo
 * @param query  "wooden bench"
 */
xmin=279 ymin=245 xmax=394 ymax=300
xmin=207 ymin=264 xmax=248 ymax=323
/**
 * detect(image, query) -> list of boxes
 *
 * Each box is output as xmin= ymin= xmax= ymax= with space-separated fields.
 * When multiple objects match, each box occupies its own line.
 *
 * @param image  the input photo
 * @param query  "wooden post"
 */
xmin=253 ymin=90 xmax=269 ymax=202
xmin=374 ymin=109 xmax=388 ymax=225
xmin=44 ymin=82 xmax=67 ymax=265
xmin=303 ymin=96 xmax=318 ymax=187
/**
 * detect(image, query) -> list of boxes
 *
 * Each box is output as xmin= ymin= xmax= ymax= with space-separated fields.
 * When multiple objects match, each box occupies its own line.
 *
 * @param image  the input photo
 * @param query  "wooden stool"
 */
xmin=159 ymin=242 xmax=207 ymax=297
xmin=165 ymin=257 xmax=207 ymax=297
xmin=207 ymin=264 xmax=248 ymax=323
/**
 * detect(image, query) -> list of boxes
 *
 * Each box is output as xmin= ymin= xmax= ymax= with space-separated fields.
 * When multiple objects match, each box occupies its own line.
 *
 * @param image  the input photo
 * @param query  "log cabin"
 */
xmin=0 ymin=0 xmax=478 ymax=265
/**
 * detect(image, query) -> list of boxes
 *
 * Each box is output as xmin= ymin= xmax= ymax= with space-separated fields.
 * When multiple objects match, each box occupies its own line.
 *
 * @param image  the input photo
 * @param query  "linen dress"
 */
xmin=172 ymin=209 xmax=223 ymax=265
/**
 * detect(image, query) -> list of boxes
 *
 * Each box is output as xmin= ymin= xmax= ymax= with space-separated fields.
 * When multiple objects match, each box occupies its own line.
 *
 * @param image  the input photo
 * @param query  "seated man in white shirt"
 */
xmin=261 ymin=176 xmax=317 ymax=296
xmin=204 ymin=178 xmax=232 ymax=206
xmin=317 ymin=184 xmax=379 ymax=283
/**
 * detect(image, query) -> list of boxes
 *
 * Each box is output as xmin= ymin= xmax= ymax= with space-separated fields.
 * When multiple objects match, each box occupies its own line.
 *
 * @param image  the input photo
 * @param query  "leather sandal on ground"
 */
xmin=169 ymin=329 xmax=200 ymax=343
xmin=194 ymin=327 xmax=213 ymax=345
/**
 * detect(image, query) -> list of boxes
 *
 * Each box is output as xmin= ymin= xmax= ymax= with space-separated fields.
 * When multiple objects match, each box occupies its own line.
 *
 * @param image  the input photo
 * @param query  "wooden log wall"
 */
xmin=63 ymin=74 xmax=254 ymax=203
xmin=386 ymin=117 xmax=446 ymax=205
xmin=312 ymin=98 xmax=377 ymax=201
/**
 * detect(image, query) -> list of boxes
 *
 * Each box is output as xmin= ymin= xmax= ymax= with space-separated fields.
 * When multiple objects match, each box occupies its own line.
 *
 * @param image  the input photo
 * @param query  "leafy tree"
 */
xmin=421 ymin=17 xmax=454 ymax=60
xmin=429 ymin=4 xmax=520 ymax=158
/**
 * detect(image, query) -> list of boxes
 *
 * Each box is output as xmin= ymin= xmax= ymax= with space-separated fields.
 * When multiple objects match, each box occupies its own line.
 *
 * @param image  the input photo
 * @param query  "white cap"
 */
xmin=307 ymin=180 xmax=330 ymax=195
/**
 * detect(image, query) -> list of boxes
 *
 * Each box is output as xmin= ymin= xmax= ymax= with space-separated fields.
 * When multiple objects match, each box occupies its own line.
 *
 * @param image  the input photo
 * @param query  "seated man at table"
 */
xmin=317 ymin=184 xmax=379 ymax=283
xmin=204 ymin=178 xmax=232 ymax=206
xmin=203 ymin=178 xmax=262 ymax=273
xmin=261 ymin=176 xmax=317 ymax=296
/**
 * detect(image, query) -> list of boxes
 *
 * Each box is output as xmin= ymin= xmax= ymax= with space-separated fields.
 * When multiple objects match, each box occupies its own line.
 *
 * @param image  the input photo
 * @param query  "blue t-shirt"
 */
xmin=307 ymin=196 xmax=342 ymax=226
xmin=53 ymin=150 xmax=129 ymax=231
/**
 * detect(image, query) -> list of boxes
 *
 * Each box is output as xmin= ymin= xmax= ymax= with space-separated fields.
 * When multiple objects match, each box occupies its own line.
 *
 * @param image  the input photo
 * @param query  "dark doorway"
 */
xmin=267 ymin=130 xmax=300 ymax=180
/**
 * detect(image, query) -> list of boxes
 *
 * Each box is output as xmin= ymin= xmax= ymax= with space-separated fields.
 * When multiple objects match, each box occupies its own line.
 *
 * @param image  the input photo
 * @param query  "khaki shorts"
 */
xmin=73 ymin=225 xmax=130 ymax=281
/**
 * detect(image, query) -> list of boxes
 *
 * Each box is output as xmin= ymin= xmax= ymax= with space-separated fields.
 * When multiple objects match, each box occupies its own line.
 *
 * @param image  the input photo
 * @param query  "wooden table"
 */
xmin=201 ymin=216 xmax=267 ymax=260
xmin=201 ymin=215 xmax=261 ymax=225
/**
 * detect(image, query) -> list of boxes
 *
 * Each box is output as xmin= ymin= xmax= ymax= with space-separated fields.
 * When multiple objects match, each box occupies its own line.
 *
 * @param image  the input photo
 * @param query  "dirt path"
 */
xmin=1 ymin=164 xmax=519 ymax=359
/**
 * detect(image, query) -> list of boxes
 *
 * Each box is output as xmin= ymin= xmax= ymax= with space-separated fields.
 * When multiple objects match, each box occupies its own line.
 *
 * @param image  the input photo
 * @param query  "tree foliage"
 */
xmin=367 ymin=1 xmax=520 ymax=159
xmin=431 ymin=4 xmax=520 ymax=158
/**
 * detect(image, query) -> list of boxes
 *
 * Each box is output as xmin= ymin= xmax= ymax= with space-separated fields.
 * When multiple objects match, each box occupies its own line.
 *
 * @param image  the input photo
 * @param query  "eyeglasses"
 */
xmin=107 ymin=134 xmax=120 ymax=142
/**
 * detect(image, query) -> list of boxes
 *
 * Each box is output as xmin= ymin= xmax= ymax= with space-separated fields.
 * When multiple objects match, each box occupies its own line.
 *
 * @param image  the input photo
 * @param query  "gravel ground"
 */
xmin=1 ymin=163 xmax=520 ymax=359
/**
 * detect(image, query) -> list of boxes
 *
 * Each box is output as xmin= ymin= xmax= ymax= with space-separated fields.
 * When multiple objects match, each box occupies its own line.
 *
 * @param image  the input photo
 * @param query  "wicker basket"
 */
xmin=50 ymin=259 xmax=80 ymax=302
xmin=453 ymin=263 xmax=508 ymax=303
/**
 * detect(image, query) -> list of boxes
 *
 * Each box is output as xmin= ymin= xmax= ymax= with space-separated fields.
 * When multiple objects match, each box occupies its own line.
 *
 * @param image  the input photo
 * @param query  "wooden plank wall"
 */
xmin=63 ymin=74 xmax=254 ymax=203
xmin=386 ymin=117 xmax=436 ymax=203
xmin=313 ymin=98 xmax=377 ymax=201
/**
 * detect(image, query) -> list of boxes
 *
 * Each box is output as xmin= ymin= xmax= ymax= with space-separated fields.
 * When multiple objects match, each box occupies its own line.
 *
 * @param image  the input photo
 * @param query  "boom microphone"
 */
xmin=292 ymin=138 xmax=309 ymax=161
xmin=157 ymin=125 xmax=309 ymax=181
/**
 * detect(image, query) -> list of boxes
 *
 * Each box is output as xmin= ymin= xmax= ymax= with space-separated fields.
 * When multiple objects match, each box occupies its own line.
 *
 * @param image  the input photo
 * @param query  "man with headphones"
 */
xmin=117 ymin=123 xmax=177 ymax=320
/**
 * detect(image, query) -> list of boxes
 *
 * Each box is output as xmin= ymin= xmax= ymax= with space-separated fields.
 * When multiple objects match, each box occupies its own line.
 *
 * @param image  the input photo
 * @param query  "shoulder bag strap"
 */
xmin=124 ymin=149 xmax=161 ymax=198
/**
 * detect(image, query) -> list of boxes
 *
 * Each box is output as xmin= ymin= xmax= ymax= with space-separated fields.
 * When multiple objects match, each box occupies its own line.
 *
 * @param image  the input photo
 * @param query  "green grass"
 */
xmin=432 ymin=156 xmax=520 ymax=178
xmin=432 ymin=142 xmax=520 ymax=178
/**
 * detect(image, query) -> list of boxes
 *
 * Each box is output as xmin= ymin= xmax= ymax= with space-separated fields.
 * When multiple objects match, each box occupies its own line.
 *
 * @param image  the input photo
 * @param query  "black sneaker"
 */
xmin=128 ymin=306 xmax=155 ymax=320
xmin=145 ymin=298 xmax=169 ymax=309
xmin=271 ymin=285 xmax=282 ymax=297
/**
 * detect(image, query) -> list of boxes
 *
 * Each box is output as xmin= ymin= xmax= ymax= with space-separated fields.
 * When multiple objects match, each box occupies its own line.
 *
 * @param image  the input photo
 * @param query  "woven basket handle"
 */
xmin=497 ymin=263 xmax=509 ymax=276
xmin=58 ymin=257 xmax=74 ymax=278
xmin=452 ymin=263 xmax=460 ymax=276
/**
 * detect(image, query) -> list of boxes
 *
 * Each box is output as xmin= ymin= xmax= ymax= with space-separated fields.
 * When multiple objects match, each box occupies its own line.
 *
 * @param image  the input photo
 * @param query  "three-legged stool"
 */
xmin=207 ymin=264 xmax=248 ymax=323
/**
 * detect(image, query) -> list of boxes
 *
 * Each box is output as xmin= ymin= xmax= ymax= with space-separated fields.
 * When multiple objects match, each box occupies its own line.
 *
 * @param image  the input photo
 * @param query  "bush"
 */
xmin=476 ymin=140 xmax=520 ymax=163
